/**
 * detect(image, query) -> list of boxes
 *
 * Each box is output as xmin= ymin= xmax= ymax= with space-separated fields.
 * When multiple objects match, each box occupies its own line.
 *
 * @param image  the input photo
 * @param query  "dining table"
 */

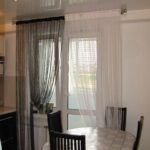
xmin=42 ymin=127 xmax=135 ymax=150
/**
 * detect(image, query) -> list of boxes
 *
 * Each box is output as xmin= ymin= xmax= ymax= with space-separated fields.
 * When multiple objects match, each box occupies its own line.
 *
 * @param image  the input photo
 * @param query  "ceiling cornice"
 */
xmin=121 ymin=9 xmax=150 ymax=21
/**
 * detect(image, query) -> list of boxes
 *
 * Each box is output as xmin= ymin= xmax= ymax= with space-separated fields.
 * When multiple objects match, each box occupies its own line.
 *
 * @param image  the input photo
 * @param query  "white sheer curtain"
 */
xmin=64 ymin=11 xmax=122 ymax=127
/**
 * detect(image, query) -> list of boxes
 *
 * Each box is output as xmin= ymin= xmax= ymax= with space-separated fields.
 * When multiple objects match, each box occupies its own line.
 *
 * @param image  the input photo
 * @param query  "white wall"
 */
xmin=122 ymin=20 xmax=150 ymax=150
xmin=4 ymin=32 xmax=16 ymax=107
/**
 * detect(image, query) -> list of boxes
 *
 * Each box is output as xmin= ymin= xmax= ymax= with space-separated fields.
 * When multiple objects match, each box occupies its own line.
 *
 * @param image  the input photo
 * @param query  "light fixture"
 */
xmin=121 ymin=4 xmax=127 ymax=15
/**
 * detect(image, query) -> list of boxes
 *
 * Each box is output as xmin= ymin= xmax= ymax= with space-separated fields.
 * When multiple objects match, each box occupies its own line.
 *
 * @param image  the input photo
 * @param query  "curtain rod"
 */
xmin=16 ymin=16 xmax=65 ymax=25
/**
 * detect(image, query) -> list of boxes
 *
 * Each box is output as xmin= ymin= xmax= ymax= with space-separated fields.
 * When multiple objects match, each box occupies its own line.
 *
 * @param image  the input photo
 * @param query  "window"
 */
xmin=38 ymin=37 xmax=61 ymax=107
xmin=38 ymin=36 xmax=97 ymax=129
xmin=68 ymin=0 xmax=92 ymax=5
xmin=69 ymin=38 xmax=97 ymax=110
xmin=68 ymin=114 xmax=88 ymax=129
xmin=63 ymin=37 xmax=97 ymax=129
xmin=40 ymin=0 xmax=61 ymax=9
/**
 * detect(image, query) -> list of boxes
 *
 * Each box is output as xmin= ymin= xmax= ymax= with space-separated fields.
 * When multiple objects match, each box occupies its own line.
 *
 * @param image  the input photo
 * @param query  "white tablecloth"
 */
xmin=42 ymin=127 xmax=135 ymax=150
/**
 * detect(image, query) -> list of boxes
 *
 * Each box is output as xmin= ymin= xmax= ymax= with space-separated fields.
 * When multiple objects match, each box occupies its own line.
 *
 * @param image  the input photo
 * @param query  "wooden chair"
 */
xmin=105 ymin=107 xmax=127 ymax=131
xmin=133 ymin=116 xmax=144 ymax=150
xmin=50 ymin=131 xmax=86 ymax=150
xmin=47 ymin=111 xmax=63 ymax=132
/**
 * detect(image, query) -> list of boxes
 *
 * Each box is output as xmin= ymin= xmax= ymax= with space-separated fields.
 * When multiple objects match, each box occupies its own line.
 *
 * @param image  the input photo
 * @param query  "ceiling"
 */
xmin=1 ymin=0 xmax=150 ymax=25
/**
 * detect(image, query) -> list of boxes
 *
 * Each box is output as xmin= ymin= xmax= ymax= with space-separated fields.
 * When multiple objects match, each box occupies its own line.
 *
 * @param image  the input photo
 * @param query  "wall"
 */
xmin=122 ymin=20 xmax=150 ymax=150
xmin=4 ymin=32 xmax=16 ymax=107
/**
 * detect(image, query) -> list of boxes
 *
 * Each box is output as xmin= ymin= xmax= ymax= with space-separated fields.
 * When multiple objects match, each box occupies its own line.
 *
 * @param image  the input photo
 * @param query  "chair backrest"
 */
xmin=50 ymin=131 xmax=86 ymax=150
xmin=105 ymin=107 xmax=127 ymax=131
xmin=47 ymin=111 xmax=63 ymax=132
xmin=133 ymin=116 xmax=144 ymax=150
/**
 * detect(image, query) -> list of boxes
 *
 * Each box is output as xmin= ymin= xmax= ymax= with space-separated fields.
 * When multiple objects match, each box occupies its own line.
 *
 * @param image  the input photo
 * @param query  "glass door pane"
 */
xmin=68 ymin=38 xmax=97 ymax=110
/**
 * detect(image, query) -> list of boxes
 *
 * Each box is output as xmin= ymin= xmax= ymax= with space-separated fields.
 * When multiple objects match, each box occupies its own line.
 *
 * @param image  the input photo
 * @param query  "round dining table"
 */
xmin=42 ymin=127 xmax=135 ymax=150
xmin=65 ymin=127 xmax=135 ymax=150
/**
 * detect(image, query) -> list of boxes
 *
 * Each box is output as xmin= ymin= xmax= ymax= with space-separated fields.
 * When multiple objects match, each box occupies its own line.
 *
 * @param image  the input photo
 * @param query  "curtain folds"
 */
xmin=16 ymin=18 xmax=64 ymax=150
xmin=64 ymin=15 xmax=122 ymax=127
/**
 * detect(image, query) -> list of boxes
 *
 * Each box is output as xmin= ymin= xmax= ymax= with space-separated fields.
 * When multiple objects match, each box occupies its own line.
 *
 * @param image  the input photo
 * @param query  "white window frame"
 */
xmin=61 ymin=32 xmax=100 ymax=130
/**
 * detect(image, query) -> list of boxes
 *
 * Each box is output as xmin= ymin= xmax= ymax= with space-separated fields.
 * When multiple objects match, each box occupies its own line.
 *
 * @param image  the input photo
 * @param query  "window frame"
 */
xmin=36 ymin=34 xmax=61 ymax=108
xmin=61 ymin=34 xmax=99 ymax=130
